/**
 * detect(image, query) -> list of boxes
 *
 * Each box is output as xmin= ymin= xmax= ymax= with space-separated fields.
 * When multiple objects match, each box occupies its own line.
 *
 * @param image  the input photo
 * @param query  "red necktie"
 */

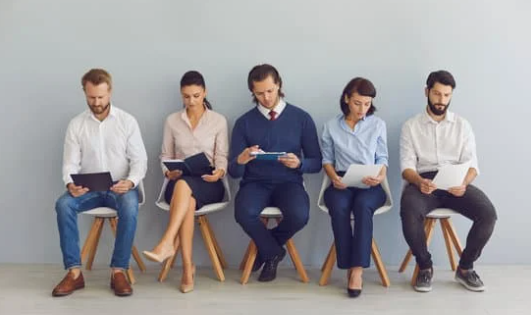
xmin=269 ymin=110 xmax=277 ymax=121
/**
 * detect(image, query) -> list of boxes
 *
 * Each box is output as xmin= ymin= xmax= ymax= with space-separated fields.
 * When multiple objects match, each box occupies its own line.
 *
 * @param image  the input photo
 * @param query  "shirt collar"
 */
xmin=422 ymin=107 xmax=455 ymax=124
xmin=180 ymin=107 xmax=210 ymax=127
xmin=86 ymin=103 xmax=116 ymax=122
xmin=257 ymin=98 xmax=286 ymax=118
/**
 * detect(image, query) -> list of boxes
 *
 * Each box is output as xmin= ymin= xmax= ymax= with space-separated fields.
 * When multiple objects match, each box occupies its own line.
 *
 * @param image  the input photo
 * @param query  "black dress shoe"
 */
xmin=347 ymin=287 xmax=362 ymax=298
xmin=252 ymin=255 xmax=264 ymax=272
xmin=258 ymin=248 xmax=286 ymax=282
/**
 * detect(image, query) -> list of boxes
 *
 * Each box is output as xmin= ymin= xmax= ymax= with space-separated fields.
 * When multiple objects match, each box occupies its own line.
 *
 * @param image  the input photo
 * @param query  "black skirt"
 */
xmin=164 ymin=176 xmax=225 ymax=210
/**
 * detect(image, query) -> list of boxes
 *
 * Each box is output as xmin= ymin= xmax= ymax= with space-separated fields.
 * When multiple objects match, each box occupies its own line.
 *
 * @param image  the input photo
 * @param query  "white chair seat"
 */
xmin=426 ymin=208 xmax=459 ymax=219
xmin=81 ymin=181 xmax=146 ymax=218
xmin=260 ymin=207 xmax=283 ymax=217
xmin=155 ymin=177 xmax=231 ymax=215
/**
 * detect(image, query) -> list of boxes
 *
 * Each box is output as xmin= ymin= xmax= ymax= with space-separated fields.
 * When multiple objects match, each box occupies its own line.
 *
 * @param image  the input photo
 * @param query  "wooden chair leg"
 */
xmin=441 ymin=218 xmax=463 ymax=255
xmin=239 ymin=242 xmax=252 ymax=270
xmin=371 ymin=238 xmax=390 ymax=287
xmin=440 ymin=219 xmax=457 ymax=271
xmin=285 ymin=238 xmax=309 ymax=283
xmin=86 ymin=218 xmax=105 ymax=270
xmin=399 ymin=219 xmax=431 ymax=273
xmin=319 ymin=243 xmax=336 ymax=286
xmin=240 ymin=240 xmax=258 ymax=284
xmin=158 ymin=235 xmax=180 ymax=282
xmin=321 ymin=243 xmax=334 ymax=272
xmin=81 ymin=218 xmax=102 ymax=263
xmin=198 ymin=216 xmax=225 ymax=281
xmin=108 ymin=218 xmax=136 ymax=284
xmin=411 ymin=218 xmax=437 ymax=286
xmin=203 ymin=216 xmax=227 ymax=269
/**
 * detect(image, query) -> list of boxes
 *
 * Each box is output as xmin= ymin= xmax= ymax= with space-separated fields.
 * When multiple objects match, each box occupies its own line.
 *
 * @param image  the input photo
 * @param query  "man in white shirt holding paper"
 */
xmin=52 ymin=69 xmax=147 ymax=297
xmin=400 ymin=70 xmax=497 ymax=293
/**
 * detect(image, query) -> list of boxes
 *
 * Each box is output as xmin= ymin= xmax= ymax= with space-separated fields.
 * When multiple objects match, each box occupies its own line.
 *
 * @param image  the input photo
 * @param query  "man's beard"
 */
xmin=89 ymin=102 xmax=110 ymax=115
xmin=427 ymin=98 xmax=450 ymax=116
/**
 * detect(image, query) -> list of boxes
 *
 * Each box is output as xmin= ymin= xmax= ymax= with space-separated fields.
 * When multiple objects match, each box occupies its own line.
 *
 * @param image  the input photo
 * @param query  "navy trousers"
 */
xmin=324 ymin=184 xmax=386 ymax=269
xmin=234 ymin=181 xmax=309 ymax=260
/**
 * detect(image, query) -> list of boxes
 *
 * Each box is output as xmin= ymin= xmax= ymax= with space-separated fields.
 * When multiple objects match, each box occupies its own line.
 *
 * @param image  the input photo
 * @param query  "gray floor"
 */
xmin=0 ymin=264 xmax=529 ymax=315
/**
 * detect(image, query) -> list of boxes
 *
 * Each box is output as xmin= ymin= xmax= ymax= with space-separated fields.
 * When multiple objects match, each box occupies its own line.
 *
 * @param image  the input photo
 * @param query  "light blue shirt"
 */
xmin=321 ymin=114 xmax=388 ymax=171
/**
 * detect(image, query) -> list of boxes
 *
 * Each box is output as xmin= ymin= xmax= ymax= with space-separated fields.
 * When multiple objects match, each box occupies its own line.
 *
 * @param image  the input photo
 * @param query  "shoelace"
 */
xmin=467 ymin=270 xmax=481 ymax=283
xmin=418 ymin=270 xmax=432 ymax=284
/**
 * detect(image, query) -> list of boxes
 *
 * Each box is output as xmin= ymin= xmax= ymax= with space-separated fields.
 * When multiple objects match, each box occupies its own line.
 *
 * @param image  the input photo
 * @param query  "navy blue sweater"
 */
xmin=228 ymin=104 xmax=322 ymax=184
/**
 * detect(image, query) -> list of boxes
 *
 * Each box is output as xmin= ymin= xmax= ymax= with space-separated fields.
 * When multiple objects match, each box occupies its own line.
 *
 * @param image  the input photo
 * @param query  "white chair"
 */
xmin=317 ymin=176 xmax=393 ymax=287
xmin=154 ymin=176 xmax=231 ymax=282
xmin=238 ymin=206 xmax=310 ymax=284
xmin=80 ymin=181 xmax=146 ymax=284
xmin=398 ymin=208 xmax=463 ymax=286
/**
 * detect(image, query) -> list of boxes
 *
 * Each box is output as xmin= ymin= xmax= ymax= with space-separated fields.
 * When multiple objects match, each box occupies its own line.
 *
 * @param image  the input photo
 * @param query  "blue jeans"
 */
xmin=55 ymin=188 xmax=139 ymax=270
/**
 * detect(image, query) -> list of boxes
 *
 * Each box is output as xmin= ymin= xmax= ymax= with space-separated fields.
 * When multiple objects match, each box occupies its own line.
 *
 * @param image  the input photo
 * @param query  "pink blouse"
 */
xmin=160 ymin=109 xmax=229 ymax=173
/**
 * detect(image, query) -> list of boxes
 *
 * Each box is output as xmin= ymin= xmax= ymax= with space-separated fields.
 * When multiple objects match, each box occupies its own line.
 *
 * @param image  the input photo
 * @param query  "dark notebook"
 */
xmin=163 ymin=152 xmax=212 ymax=176
xmin=70 ymin=172 xmax=113 ymax=192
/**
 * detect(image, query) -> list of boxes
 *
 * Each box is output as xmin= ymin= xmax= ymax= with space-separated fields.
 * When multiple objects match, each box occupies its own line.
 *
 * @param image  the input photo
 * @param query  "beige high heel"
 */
xmin=179 ymin=264 xmax=196 ymax=293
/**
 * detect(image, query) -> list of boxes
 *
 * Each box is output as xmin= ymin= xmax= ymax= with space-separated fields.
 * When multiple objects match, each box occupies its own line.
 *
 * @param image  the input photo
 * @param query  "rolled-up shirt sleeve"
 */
xmin=214 ymin=117 xmax=229 ymax=173
xmin=321 ymin=122 xmax=335 ymax=166
xmin=375 ymin=121 xmax=389 ymax=166
xmin=125 ymin=118 xmax=148 ymax=187
xmin=460 ymin=120 xmax=480 ymax=175
xmin=62 ymin=121 xmax=81 ymax=186
xmin=400 ymin=121 xmax=417 ymax=173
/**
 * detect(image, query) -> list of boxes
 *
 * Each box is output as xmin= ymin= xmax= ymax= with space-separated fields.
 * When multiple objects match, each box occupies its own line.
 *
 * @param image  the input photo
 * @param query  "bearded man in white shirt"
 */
xmin=400 ymin=70 xmax=497 ymax=293
xmin=52 ymin=68 xmax=147 ymax=297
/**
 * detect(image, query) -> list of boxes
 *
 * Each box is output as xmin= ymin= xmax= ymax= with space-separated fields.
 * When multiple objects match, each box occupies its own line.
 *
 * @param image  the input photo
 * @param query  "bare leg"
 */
xmin=151 ymin=180 xmax=193 ymax=256
xmin=180 ymin=198 xmax=196 ymax=287
xmin=349 ymin=267 xmax=363 ymax=290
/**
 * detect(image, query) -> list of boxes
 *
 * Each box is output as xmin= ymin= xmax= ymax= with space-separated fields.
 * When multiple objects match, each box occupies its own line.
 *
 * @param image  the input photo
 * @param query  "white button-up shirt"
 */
xmin=400 ymin=109 xmax=479 ymax=175
xmin=62 ymin=105 xmax=148 ymax=187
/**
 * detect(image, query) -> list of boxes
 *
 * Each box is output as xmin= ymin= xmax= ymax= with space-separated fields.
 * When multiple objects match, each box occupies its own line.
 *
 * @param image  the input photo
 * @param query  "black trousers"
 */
xmin=400 ymin=172 xmax=497 ymax=270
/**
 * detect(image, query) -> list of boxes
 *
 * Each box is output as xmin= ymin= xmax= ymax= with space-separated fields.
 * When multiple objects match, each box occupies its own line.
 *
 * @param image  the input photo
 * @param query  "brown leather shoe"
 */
xmin=52 ymin=271 xmax=85 ymax=297
xmin=110 ymin=271 xmax=133 ymax=297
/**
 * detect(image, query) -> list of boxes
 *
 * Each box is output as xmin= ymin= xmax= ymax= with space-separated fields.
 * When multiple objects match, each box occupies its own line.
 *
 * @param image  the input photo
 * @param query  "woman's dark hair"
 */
xmin=180 ymin=70 xmax=212 ymax=109
xmin=340 ymin=77 xmax=377 ymax=116
xmin=426 ymin=70 xmax=456 ymax=90
xmin=247 ymin=64 xmax=285 ymax=104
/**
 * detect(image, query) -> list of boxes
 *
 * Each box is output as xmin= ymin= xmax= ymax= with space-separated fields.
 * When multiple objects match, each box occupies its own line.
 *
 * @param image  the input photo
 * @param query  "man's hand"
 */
xmin=362 ymin=174 xmax=384 ymax=187
xmin=237 ymin=145 xmax=260 ymax=165
xmin=419 ymin=178 xmax=437 ymax=195
xmin=202 ymin=169 xmax=224 ymax=182
xmin=165 ymin=170 xmax=183 ymax=181
xmin=111 ymin=180 xmax=134 ymax=194
xmin=67 ymin=183 xmax=89 ymax=197
xmin=448 ymin=185 xmax=466 ymax=197
xmin=278 ymin=153 xmax=301 ymax=169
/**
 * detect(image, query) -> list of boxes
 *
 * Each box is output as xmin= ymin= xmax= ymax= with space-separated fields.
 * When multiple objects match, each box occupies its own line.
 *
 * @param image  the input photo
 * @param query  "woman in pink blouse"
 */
xmin=143 ymin=71 xmax=228 ymax=293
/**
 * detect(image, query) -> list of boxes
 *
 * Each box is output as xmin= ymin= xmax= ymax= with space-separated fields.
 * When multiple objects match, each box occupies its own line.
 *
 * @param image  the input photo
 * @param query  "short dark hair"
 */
xmin=340 ymin=77 xmax=377 ymax=116
xmin=180 ymin=70 xmax=212 ymax=109
xmin=247 ymin=64 xmax=285 ymax=104
xmin=426 ymin=70 xmax=456 ymax=90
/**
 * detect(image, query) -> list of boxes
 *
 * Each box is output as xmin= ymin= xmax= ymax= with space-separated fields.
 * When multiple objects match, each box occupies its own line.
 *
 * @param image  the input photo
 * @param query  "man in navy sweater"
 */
xmin=229 ymin=64 xmax=322 ymax=282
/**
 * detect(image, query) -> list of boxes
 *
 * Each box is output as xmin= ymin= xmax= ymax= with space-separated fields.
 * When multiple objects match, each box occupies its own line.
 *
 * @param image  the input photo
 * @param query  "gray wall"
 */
xmin=1 ymin=0 xmax=529 ymax=268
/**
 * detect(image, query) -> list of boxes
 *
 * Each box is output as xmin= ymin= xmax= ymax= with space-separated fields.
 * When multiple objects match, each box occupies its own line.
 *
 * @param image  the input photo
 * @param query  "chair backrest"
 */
xmin=155 ymin=176 xmax=231 ymax=215
xmin=317 ymin=175 xmax=393 ymax=217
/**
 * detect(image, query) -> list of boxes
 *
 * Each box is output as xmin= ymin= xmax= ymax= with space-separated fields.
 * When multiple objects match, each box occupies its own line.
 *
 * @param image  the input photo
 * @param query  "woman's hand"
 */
xmin=202 ymin=169 xmax=225 ymax=182
xmin=165 ymin=170 xmax=183 ymax=181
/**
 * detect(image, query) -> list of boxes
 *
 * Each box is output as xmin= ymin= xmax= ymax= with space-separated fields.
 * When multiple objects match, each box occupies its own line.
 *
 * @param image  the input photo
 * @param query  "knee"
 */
xmin=287 ymin=209 xmax=309 ymax=230
xmin=117 ymin=191 xmax=139 ymax=220
xmin=55 ymin=194 xmax=74 ymax=216
xmin=234 ymin=207 xmax=260 ymax=227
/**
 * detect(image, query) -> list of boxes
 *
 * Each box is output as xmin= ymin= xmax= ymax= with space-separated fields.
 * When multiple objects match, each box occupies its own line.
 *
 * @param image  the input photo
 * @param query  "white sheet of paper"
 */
xmin=341 ymin=164 xmax=383 ymax=188
xmin=432 ymin=162 xmax=471 ymax=190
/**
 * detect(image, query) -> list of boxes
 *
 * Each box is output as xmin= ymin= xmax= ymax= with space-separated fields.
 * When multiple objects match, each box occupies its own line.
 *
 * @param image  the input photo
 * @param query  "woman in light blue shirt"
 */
xmin=321 ymin=77 xmax=388 ymax=298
